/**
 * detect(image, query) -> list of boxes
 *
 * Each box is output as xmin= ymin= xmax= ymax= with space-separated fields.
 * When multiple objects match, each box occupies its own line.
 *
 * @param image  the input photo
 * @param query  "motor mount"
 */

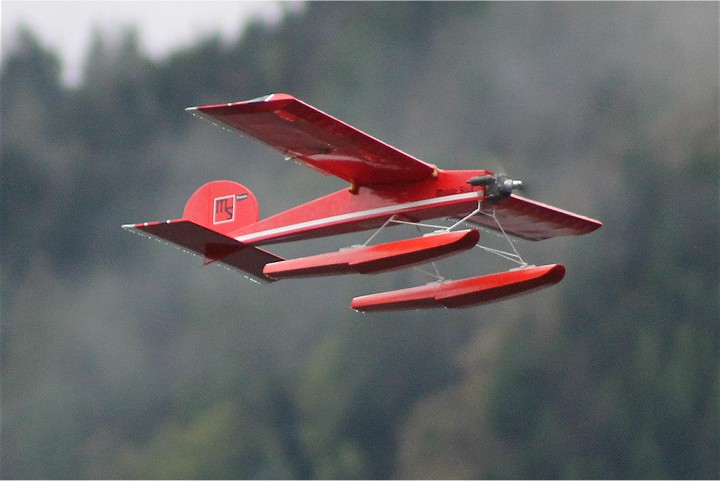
xmin=467 ymin=173 xmax=523 ymax=200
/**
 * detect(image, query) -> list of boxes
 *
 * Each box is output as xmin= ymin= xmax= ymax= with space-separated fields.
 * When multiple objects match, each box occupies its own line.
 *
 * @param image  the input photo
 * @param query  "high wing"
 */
xmin=187 ymin=93 xmax=601 ymax=241
xmin=187 ymin=93 xmax=436 ymax=186
xmin=471 ymin=194 xmax=603 ymax=241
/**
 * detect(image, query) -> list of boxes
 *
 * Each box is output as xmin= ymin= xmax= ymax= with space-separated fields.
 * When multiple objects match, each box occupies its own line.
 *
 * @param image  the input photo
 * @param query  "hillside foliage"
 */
xmin=2 ymin=3 xmax=718 ymax=478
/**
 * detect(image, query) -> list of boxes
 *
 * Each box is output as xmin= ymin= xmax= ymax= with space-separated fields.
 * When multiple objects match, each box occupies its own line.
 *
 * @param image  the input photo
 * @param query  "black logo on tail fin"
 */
xmin=213 ymin=195 xmax=235 ymax=224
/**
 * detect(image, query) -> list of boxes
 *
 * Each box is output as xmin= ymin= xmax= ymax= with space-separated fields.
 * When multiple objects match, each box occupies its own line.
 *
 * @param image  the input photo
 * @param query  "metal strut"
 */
xmin=350 ymin=202 xmax=529 ymax=283
xmin=361 ymin=215 xmax=398 ymax=246
xmin=474 ymin=206 xmax=528 ymax=267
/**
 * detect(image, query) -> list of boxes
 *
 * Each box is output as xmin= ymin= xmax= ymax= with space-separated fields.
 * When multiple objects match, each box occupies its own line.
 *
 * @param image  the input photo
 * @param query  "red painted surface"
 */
xmin=263 ymin=229 xmax=480 ymax=279
xmin=127 ymin=220 xmax=283 ymax=282
xmin=182 ymin=180 xmax=259 ymax=236
xmin=192 ymin=93 xmax=436 ymax=186
xmin=351 ymin=264 xmax=566 ymax=311
xmin=123 ymin=94 xmax=603 ymax=310
xmin=231 ymin=169 xmax=487 ymax=245
xmin=227 ymin=180 xmax=601 ymax=245
xmin=186 ymin=94 xmax=601 ymax=244
xmin=474 ymin=195 xmax=602 ymax=240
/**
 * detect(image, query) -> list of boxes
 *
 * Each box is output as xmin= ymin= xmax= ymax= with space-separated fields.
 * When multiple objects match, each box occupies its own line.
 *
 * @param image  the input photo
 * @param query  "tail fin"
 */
xmin=182 ymin=180 xmax=260 ymax=235
xmin=123 ymin=180 xmax=283 ymax=283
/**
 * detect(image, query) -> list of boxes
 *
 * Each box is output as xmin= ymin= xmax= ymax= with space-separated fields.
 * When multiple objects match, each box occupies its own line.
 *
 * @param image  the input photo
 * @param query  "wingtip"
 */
xmin=122 ymin=220 xmax=177 ymax=231
xmin=247 ymin=93 xmax=294 ymax=103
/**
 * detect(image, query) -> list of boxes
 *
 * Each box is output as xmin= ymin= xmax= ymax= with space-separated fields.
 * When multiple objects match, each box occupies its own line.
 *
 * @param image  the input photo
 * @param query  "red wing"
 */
xmin=468 ymin=195 xmax=603 ymax=240
xmin=188 ymin=93 xmax=436 ymax=186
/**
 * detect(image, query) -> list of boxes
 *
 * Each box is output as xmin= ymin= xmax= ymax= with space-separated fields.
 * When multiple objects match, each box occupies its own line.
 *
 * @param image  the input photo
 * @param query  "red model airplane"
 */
xmin=123 ymin=93 xmax=601 ymax=311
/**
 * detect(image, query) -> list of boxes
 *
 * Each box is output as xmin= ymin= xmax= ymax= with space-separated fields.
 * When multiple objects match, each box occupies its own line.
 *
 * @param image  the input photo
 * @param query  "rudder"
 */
xmin=182 ymin=180 xmax=259 ymax=236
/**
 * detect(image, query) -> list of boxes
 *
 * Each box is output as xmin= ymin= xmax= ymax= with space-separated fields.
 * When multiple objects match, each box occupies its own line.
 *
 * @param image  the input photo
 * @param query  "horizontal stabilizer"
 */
xmin=263 ymin=229 xmax=480 ymax=279
xmin=122 ymin=220 xmax=283 ymax=283
xmin=351 ymin=264 xmax=565 ymax=311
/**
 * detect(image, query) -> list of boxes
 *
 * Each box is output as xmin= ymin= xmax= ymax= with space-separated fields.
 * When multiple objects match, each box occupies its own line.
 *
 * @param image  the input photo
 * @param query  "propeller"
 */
xmin=467 ymin=173 xmax=525 ymax=200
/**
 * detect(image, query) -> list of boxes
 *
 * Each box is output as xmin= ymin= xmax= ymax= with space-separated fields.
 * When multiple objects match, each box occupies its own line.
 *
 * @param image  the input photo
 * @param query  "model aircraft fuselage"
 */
xmin=124 ymin=94 xmax=601 ymax=311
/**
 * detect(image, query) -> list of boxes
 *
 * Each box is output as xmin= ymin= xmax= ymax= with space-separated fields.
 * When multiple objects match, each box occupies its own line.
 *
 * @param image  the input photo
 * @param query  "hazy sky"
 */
xmin=1 ymin=1 xmax=303 ymax=86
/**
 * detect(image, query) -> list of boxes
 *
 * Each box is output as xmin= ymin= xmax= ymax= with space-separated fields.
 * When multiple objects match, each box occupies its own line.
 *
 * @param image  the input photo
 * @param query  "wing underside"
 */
xmin=468 ymin=194 xmax=602 ymax=240
xmin=188 ymin=93 xmax=436 ymax=186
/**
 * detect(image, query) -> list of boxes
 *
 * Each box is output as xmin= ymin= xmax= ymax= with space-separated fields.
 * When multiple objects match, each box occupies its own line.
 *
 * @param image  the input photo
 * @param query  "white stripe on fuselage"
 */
xmin=236 ymin=191 xmax=481 ymax=244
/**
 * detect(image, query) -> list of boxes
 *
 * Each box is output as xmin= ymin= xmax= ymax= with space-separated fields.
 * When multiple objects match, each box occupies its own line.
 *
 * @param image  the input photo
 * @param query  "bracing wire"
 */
xmin=349 ymin=202 xmax=529 ymax=282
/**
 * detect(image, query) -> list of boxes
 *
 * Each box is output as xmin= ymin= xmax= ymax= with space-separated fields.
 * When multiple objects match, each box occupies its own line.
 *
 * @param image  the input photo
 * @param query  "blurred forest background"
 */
xmin=1 ymin=2 xmax=718 ymax=479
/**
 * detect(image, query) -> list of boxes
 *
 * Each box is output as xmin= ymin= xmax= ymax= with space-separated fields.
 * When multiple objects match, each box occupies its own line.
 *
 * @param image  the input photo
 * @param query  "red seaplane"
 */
xmin=123 ymin=93 xmax=601 ymax=311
